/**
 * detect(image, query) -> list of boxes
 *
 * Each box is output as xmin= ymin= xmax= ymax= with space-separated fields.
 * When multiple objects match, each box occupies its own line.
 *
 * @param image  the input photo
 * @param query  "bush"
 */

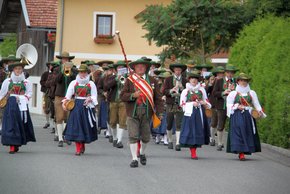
xmin=0 ymin=34 xmax=17 ymax=57
xmin=229 ymin=15 xmax=290 ymax=148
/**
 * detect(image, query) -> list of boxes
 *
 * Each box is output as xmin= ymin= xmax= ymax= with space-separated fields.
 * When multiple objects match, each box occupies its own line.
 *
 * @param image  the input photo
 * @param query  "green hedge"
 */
xmin=0 ymin=34 xmax=17 ymax=57
xmin=229 ymin=15 xmax=290 ymax=148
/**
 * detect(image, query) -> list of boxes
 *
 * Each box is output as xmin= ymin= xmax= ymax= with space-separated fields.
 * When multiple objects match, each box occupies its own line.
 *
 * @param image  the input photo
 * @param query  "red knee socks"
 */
xmin=9 ymin=146 xmax=15 ymax=154
xmin=190 ymin=148 xmax=198 ymax=159
xmin=239 ymin=153 xmax=245 ymax=161
xmin=137 ymin=140 xmax=141 ymax=157
xmin=80 ymin=143 xmax=85 ymax=154
xmin=75 ymin=142 xmax=81 ymax=155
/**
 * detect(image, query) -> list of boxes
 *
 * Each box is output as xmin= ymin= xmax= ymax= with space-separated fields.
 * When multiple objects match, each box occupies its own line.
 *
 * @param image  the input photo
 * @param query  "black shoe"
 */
xmin=75 ymin=152 xmax=81 ymax=156
xmin=15 ymin=146 xmax=19 ymax=153
xmin=221 ymin=144 xmax=224 ymax=148
xmin=139 ymin=154 xmax=147 ymax=165
xmin=65 ymin=140 xmax=72 ymax=145
xmin=168 ymin=142 xmax=173 ymax=149
xmin=116 ymin=142 xmax=124 ymax=148
xmin=217 ymin=145 xmax=223 ymax=151
xmin=130 ymin=160 xmax=138 ymax=168
xmin=58 ymin=141 xmax=64 ymax=147
xmin=54 ymin=136 xmax=58 ymax=142
xmin=209 ymin=140 xmax=216 ymax=146
xmin=175 ymin=144 xmax=181 ymax=151
xmin=43 ymin=123 xmax=50 ymax=129
xmin=109 ymin=136 xmax=113 ymax=143
xmin=113 ymin=140 xmax=117 ymax=147
xmin=50 ymin=128 xmax=55 ymax=134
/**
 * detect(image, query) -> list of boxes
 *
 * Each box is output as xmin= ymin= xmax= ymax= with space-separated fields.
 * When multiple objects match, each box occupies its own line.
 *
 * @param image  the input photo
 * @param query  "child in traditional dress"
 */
xmin=179 ymin=70 xmax=211 ymax=159
xmin=0 ymin=62 xmax=36 ymax=154
xmin=62 ymin=64 xmax=98 ymax=156
xmin=226 ymin=73 xmax=266 ymax=161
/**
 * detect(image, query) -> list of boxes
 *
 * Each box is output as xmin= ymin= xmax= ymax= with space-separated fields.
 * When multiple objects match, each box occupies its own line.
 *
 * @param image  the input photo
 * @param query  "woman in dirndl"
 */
xmin=179 ymin=70 xmax=211 ymax=159
xmin=0 ymin=62 xmax=36 ymax=154
xmin=62 ymin=64 xmax=98 ymax=156
xmin=226 ymin=73 xmax=266 ymax=161
xmin=151 ymin=68 xmax=171 ymax=145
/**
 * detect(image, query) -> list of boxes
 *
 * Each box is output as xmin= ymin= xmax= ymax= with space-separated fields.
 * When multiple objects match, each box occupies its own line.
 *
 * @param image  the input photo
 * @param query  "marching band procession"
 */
xmin=0 ymin=49 xmax=267 ymax=168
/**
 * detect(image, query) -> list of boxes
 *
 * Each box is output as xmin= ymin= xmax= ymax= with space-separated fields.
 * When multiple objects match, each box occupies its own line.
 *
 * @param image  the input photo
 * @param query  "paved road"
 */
xmin=0 ymin=114 xmax=290 ymax=194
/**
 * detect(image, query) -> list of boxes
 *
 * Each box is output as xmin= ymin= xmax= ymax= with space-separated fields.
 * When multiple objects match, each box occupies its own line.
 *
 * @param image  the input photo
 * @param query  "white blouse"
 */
xmin=64 ymin=80 xmax=98 ymax=108
xmin=0 ymin=78 xmax=32 ymax=111
xmin=226 ymin=85 xmax=263 ymax=118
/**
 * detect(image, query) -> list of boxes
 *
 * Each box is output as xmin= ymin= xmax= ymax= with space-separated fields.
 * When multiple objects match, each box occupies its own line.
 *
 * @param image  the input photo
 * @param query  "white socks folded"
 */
xmin=140 ymin=141 xmax=147 ymax=155
xmin=210 ymin=127 xmax=217 ymax=141
xmin=57 ymin=124 xmax=63 ymax=141
xmin=175 ymin=131 xmax=180 ymax=145
xmin=217 ymin=131 xmax=224 ymax=146
xmin=167 ymin=130 xmax=173 ymax=143
xmin=117 ymin=128 xmax=124 ymax=143
xmin=130 ymin=143 xmax=138 ymax=160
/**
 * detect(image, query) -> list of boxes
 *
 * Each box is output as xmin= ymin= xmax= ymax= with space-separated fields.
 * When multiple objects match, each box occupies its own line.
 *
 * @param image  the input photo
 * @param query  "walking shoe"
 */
xmin=50 ymin=128 xmax=55 ymax=134
xmin=217 ymin=145 xmax=223 ymax=151
xmin=15 ymin=146 xmax=19 ymax=153
xmin=65 ymin=140 xmax=72 ymax=145
xmin=116 ymin=142 xmax=124 ymax=148
xmin=80 ymin=143 xmax=85 ymax=154
xmin=54 ymin=136 xmax=59 ymax=142
xmin=113 ymin=140 xmax=117 ymax=147
xmin=139 ymin=154 xmax=147 ymax=165
xmin=155 ymin=136 xmax=160 ymax=144
xmin=239 ymin=153 xmax=246 ymax=161
xmin=58 ymin=141 xmax=64 ymax=147
xmin=108 ymin=136 xmax=113 ymax=143
xmin=209 ymin=140 xmax=216 ymax=146
xmin=175 ymin=144 xmax=181 ymax=151
xmin=130 ymin=160 xmax=138 ymax=168
xmin=168 ymin=142 xmax=173 ymax=149
xmin=43 ymin=123 xmax=50 ymax=129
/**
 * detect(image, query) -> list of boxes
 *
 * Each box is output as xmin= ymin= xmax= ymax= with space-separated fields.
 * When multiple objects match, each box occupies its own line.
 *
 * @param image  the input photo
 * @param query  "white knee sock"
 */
xmin=57 ymin=124 xmax=63 ymax=141
xmin=111 ymin=128 xmax=117 ymax=140
xmin=54 ymin=122 xmax=58 ymax=136
xmin=210 ymin=127 xmax=217 ymax=141
xmin=167 ymin=130 xmax=173 ymax=143
xmin=130 ymin=143 xmax=138 ymax=160
xmin=106 ymin=124 xmax=112 ymax=136
xmin=45 ymin=114 xmax=50 ymax=124
xmin=140 ymin=141 xmax=147 ymax=155
xmin=217 ymin=131 xmax=224 ymax=146
xmin=117 ymin=128 xmax=124 ymax=143
xmin=175 ymin=131 xmax=180 ymax=145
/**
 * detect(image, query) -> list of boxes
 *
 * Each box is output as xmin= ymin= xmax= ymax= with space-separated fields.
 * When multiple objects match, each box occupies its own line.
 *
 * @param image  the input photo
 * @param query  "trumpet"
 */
xmin=63 ymin=65 xmax=72 ymax=76
xmin=120 ymin=76 xmax=126 ymax=84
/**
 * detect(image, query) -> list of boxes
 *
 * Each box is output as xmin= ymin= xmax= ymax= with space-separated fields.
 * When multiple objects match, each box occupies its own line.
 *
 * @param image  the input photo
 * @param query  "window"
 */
xmin=97 ymin=15 xmax=112 ymax=36
xmin=93 ymin=12 xmax=116 ymax=38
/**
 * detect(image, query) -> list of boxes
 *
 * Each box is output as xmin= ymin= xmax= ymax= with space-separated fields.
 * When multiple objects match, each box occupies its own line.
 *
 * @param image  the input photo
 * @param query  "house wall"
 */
xmin=55 ymin=0 xmax=171 ymax=62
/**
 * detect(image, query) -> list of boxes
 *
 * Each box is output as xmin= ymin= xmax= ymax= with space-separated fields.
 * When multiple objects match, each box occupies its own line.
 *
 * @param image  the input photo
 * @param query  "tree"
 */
xmin=0 ymin=34 xmax=17 ymax=57
xmin=138 ymin=0 xmax=249 ymax=63
xmin=229 ymin=15 xmax=290 ymax=148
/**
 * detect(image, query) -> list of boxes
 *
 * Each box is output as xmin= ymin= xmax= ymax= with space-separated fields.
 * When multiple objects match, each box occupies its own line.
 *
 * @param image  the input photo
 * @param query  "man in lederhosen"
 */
xmin=54 ymin=52 xmax=76 ymax=147
xmin=45 ymin=61 xmax=60 ymax=137
xmin=120 ymin=58 xmax=163 ymax=168
xmin=163 ymin=63 xmax=187 ymax=151
xmin=212 ymin=64 xmax=239 ymax=151
xmin=104 ymin=61 xmax=128 ymax=148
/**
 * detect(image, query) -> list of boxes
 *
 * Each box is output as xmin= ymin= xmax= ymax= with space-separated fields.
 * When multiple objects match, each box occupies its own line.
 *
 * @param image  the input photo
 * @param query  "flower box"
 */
xmin=94 ymin=35 xmax=114 ymax=44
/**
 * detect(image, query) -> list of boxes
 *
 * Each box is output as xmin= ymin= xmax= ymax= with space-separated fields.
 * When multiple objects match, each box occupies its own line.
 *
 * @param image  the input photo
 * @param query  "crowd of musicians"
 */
xmin=0 ymin=52 xmax=266 ymax=168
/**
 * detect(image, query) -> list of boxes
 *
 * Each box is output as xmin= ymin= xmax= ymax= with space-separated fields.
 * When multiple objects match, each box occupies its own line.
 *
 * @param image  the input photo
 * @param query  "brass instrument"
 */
xmin=16 ymin=44 xmax=38 ymax=69
xmin=0 ymin=44 xmax=38 ymax=108
xmin=120 ymin=76 xmax=126 ymax=84
xmin=63 ymin=63 xmax=72 ymax=76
